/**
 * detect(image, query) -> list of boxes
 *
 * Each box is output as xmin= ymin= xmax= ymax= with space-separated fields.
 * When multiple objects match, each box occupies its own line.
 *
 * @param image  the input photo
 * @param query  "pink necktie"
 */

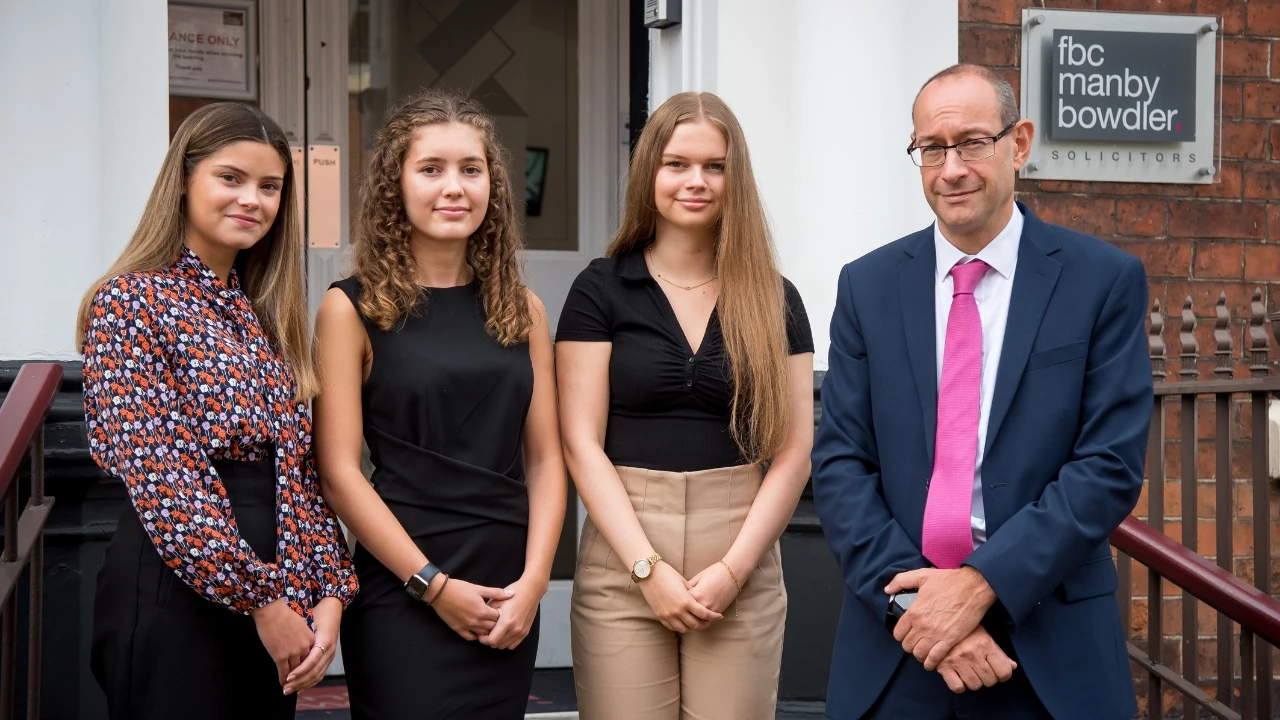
xmin=922 ymin=259 xmax=989 ymax=570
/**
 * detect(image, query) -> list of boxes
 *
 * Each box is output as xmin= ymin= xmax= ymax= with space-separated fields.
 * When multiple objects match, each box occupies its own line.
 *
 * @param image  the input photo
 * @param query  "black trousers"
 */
xmin=91 ymin=457 xmax=296 ymax=720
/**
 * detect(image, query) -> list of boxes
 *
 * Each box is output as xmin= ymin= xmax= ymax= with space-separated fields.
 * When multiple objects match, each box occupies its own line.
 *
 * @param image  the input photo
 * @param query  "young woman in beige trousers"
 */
xmin=556 ymin=91 xmax=815 ymax=720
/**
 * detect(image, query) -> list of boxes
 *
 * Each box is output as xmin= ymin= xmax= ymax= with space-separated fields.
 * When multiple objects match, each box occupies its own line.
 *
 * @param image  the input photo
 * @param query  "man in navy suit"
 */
xmin=811 ymin=64 xmax=1151 ymax=719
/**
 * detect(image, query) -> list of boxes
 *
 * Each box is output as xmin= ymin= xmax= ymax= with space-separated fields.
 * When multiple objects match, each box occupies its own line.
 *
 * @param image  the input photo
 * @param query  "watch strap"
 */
xmin=405 ymin=562 xmax=441 ymax=602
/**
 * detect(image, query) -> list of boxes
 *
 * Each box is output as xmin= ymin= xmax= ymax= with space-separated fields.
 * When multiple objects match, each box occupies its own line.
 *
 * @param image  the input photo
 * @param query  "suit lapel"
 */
xmin=984 ymin=213 xmax=1063 ymax=456
xmin=898 ymin=231 xmax=938 ymax=463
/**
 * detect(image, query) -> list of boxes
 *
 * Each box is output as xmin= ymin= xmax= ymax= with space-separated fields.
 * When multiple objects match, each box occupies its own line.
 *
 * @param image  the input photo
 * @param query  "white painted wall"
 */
xmin=649 ymin=0 xmax=959 ymax=367
xmin=0 ymin=0 xmax=169 ymax=360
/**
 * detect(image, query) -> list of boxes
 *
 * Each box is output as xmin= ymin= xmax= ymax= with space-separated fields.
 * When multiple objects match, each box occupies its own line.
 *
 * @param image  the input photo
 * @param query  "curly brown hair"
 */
xmin=351 ymin=88 xmax=531 ymax=345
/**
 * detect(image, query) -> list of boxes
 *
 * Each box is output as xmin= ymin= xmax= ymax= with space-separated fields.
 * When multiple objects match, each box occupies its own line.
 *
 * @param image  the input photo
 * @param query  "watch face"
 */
xmin=633 ymin=559 xmax=652 ymax=579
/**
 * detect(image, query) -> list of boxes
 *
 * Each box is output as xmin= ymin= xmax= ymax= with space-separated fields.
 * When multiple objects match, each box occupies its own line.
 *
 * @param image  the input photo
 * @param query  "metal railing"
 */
xmin=0 ymin=363 xmax=61 ymax=720
xmin=1113 ymin=290 xmax=1280 ymax=719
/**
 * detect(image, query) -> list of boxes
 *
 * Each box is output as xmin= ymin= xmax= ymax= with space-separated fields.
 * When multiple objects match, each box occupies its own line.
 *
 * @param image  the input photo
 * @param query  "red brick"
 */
xmin=1194 ymin=242 xmax=1244 ymax=279
xmin=1037 ymin=180 xmax=1092 ymax=193
xmin=1026 ymin=195 xmax=1116 ymax=236
xmin=1223 ymin=39 xmax=1272 ymax=79
xmin=1244 ymin=244 xmax=1280 ymax=281
xmin=1119 ymin=240 xmax=1188 ymax=276
xmin=1191 ymin=161 xmax=1243 ymax=200
xmin=1170 ymin=201 xmax=1266 ymax=239
xmin=1243 ymin=164 xmax=1280 ymax=200
xmin=1271 ymin=125 xmax=1280 ymax=161
xmin=1161 ymin=281 xmax=1257 ymax=326
xmin=959 ymin=0 xmax=1020 ymax=24
xmin=1224 ymin=82 xmax=1243 ymax=119
xmin=960 ymin=25 xmax=1019 ymax=67
xmin=1098 ymin=0 xmax=1192 ymax=11
xmin=1101 ymin=181 xmax=1187 ymax=198
xmin=1244 ymin=82 xmax=1280 ymax=120
xmin=1269 ymin=204 xmax=1280 ymax=240
xmin=1198 ymin=0 xmax=1247 ymax=35
xmin=1223 ymin=121 xmax=1271 ymax=160
xmin=1273 ymin=42 xmax=1280 ymax=80
xmin=1247 ymin=0 xmax=1280 ymax=35
xmin=1116 ymin=199 xmax=1169 ymax=237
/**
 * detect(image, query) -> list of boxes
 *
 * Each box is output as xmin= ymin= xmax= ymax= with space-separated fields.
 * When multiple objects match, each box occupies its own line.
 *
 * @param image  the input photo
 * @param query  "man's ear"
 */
xmin=1011 ymin=120 xmax=1035 ymax=172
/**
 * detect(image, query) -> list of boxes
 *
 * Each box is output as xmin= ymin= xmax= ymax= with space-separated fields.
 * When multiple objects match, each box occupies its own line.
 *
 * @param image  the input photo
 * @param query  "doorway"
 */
xmin=246 ymin=0 xmax=633 ymax=669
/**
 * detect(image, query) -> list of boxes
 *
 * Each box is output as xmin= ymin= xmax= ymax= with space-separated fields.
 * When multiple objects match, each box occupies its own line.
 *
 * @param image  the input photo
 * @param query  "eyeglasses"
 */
xmin=907 ymin=122 xmax=1019 ymax=168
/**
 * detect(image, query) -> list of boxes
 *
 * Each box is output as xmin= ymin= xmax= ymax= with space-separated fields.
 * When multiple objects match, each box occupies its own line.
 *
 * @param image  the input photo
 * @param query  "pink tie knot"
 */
xmin=950 ymin=260 xmax=989 ymax=296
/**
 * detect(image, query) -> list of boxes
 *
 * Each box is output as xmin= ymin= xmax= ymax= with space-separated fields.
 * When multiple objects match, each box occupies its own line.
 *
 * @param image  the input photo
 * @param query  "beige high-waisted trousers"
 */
xmin=571 ymin=464 xmax=787 ymax=720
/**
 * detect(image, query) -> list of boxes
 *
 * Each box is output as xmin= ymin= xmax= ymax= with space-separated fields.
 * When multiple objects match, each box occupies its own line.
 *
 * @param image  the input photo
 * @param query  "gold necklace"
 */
xmin=648 ymin=246 xmax=717 ymax=291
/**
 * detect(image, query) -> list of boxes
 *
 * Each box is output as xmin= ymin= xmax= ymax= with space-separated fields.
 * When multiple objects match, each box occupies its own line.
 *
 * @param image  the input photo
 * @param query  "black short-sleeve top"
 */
xmin=556 ymin=242 xmax=814 ymax=472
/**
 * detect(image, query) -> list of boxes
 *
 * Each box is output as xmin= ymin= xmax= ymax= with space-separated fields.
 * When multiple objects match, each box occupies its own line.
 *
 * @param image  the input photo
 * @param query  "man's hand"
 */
xmin=936 ymin=626 xmax=1017 ymax=693
xmin=887 ymin=566 xmax=997 ymax=671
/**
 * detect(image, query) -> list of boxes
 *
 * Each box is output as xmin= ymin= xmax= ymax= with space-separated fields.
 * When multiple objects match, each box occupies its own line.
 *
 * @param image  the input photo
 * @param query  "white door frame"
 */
xmin=532 ymin=0 xmax=630 ymax=669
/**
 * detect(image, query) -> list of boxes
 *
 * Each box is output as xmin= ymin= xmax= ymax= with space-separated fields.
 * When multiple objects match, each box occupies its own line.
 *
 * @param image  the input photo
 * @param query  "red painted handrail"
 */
xmin=1111 ymin=515 xmax=1280 ymax=647
xmin=0 ymin=364 xmax=62 ymax=496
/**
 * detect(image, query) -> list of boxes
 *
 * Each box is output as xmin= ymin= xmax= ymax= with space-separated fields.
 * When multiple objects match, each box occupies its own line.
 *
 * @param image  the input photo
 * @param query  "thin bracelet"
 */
xmin=426 ymin=574 xmax=450 ymax=606
xmin=719 ymin=560 xmax=742 ymax=590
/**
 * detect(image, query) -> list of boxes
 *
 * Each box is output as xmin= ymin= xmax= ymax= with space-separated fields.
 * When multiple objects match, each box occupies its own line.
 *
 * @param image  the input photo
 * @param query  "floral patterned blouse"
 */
xmin=82 ymin=247 xmax=357 ymax=619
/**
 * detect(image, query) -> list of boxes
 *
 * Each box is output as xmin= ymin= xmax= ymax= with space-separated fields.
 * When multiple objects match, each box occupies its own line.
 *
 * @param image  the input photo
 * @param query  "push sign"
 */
xmin=1050 ymin=29 xmax=1197 ymax=142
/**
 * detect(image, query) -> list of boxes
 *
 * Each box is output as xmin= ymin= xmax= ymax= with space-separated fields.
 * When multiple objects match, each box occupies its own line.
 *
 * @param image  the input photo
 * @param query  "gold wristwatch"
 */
xmin=630 ymin=553 xmax=662 ymax=582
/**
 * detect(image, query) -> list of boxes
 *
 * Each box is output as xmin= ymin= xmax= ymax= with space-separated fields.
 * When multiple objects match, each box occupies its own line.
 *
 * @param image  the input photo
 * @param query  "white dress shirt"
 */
xmin=933 ymin=205 xmax=1024 ymax=547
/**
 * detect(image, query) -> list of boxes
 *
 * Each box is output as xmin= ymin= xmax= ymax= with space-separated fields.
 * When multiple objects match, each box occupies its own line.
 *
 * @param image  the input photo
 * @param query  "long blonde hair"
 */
xmin=75 ymin=102 xmax=318 ymax=399
xmin=610 ymin=92 xmax=790 ymax=464
xmin=351 ymin=88 xmax=531 ymax=345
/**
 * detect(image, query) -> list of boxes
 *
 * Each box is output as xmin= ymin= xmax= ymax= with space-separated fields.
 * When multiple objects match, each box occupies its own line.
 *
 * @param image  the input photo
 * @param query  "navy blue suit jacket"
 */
xmin=812 ymin=204 xmax=1151 ymax=720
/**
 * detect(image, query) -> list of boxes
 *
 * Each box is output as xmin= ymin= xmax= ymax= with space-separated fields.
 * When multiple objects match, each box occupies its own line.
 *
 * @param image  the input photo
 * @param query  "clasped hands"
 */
xmin=885 ymin=567 xmax=1017 ymax=694
xmin=639 ymin=559 xmax=740 ymax=633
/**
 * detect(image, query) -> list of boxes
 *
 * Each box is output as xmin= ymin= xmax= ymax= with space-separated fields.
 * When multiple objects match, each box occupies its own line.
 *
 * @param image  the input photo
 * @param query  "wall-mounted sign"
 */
xmin=1021 ymin=10 xmax=1218 ymax=184
xmin=169 ymin=1 xmax=258 ymax=100
xmin=1050 ymin=30 xmax=1197 ymax=142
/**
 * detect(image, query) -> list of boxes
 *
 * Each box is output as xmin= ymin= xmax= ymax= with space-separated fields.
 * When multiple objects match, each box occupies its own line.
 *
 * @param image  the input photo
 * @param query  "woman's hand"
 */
xmin=480 ymin=576 xmax=546 ymax=650
xmin=638 ymin=561 xmax=722 ymax=633
xmin=688 ymin=560 xmax=741 ymax=615
xmin=431 ymin=577 xmax=509 ymax=641
xmin=252 ymin=598 xmax=316 ymax=688
xmin=283 ymin=597 xmax=344 ymax=695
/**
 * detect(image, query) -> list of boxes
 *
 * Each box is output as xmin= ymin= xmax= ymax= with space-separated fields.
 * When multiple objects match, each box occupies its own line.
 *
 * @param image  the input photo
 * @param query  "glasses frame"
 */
xmin=907 ymin=121 xmax=1020 ymax=168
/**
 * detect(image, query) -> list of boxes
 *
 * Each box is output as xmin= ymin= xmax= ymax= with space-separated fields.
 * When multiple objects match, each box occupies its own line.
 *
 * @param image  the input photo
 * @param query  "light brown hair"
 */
xmin=610 ymin=92 xmax=790 ymax=464
xmin=75 ymin=102 xmax=317 ymax=399
xmin=350 ymin=88 xmax=531 ymax=345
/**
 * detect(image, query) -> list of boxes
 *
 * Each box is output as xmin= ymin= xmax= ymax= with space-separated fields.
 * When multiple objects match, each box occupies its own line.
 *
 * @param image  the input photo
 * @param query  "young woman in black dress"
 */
xmin=313 ymin=89 xmax=566 ymax=719
xmin=78 ymin=102 xmax=357 ymax=719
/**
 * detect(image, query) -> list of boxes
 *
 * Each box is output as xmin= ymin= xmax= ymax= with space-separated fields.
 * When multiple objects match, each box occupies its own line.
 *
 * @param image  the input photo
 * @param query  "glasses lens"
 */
xmin=918 ymin=147 xmax=946 ymax=167
xmin=955 ymin=138 xmax=995 ymax=162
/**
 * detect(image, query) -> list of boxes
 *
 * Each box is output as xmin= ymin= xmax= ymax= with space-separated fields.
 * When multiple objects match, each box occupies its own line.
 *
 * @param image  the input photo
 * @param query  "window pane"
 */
xmin=348 ymin=0 xmax=579 ymax=251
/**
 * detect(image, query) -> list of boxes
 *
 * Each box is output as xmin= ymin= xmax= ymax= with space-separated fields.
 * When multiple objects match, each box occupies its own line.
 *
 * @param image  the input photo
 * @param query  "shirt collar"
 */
xmin=933 ymin=204 xmax=1023 ymax=281
xmin=616 ymin=239 xmax=656 ymax=282
xmin=173 ymin=245 xmax=244 ymax=302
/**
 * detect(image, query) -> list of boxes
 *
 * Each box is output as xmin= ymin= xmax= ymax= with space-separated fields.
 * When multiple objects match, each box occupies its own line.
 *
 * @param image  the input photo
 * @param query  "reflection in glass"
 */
xmin=348 ymin=0 xmax=578 ymax=251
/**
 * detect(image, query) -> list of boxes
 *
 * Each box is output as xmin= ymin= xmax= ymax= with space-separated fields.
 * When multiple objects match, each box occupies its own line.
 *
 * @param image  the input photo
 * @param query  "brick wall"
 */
xmin=960 ymin=0 xmax=1280 ymax=712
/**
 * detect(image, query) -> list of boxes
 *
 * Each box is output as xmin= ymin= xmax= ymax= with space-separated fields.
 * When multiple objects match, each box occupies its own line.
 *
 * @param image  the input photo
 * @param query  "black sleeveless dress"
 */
xmin=333 ymin=277 xmax=537 ymax=720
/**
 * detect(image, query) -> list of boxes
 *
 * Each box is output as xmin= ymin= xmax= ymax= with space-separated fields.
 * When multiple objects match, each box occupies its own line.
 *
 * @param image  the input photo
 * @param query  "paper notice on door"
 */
xmin=168 ymin=3 xmax=255 ymax=99
xmin=308 ymin=145 xmax=341 ymax=249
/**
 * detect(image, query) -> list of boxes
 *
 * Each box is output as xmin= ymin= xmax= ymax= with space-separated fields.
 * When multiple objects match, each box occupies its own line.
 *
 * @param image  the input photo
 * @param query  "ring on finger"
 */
xmin=314 ymin=644 xmax=326 ymax=655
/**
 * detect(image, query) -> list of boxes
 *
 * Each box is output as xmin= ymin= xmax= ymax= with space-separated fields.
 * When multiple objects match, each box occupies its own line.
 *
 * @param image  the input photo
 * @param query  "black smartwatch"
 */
xmin=886 ymin=591 xmax=918 ymax=630
xmin=404 ymin=562 xmax=442 ymax=603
